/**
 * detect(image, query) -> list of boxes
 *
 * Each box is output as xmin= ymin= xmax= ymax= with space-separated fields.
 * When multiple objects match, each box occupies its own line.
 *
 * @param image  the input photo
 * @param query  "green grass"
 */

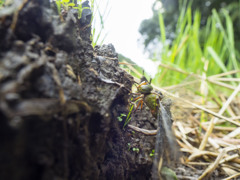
xmin=91 ymin=0 xmax=110 ymax=47
xmin=153 ymin=1 xmax=240 ymax=89
xmin=0 ymin=0 xmax=4 ymax=8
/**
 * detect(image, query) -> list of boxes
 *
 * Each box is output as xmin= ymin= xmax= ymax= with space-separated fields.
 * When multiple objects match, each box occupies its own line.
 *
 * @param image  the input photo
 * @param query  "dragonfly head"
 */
xmin=137 ymin=81 xmax=153 ymax=94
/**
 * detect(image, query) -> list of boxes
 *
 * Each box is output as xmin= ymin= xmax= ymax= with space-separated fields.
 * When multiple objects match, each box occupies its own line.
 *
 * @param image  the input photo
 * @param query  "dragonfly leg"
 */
xmin=134 ymin=98 xmax=143 ymax=112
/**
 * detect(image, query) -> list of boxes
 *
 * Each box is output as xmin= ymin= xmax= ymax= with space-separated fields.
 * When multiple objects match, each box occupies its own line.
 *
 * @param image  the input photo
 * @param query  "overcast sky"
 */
xmin=94 ymin=0 xmax=158 ymax=76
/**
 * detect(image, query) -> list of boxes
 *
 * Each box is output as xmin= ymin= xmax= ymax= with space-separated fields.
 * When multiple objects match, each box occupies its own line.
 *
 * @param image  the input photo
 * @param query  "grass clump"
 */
xmin=0 ymin=0 xmax=4 ymax=8
xmin=153 ymin=1 xmax=240 ymax=88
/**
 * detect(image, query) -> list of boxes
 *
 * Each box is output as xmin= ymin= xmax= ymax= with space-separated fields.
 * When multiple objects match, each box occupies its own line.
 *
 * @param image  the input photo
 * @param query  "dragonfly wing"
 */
xmin=152 ymin=110 xmax=164 ymax=179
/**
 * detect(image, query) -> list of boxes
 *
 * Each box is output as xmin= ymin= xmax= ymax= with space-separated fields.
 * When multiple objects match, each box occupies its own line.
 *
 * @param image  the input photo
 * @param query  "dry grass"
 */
xmin=163 ymin=70 xmax=240 ymax=179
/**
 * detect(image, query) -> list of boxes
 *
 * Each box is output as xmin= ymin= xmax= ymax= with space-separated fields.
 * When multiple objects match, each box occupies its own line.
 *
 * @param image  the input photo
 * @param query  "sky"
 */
xmin=94 ymin=0 xmax=158 ymax=76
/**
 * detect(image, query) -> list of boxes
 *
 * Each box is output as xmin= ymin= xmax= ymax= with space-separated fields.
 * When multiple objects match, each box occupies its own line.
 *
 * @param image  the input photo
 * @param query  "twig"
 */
xmin=209 ymin=70 xmax=240 ymax=78
xmin=187 ymin=149 xmax=219 ymax=161
xmin=198 ymin=149 xmax=226 ymax=180
xmin=158 ymin=63 xmax=191 ymax=76
xmin=207 ymin=78 xmax=236 ymax=90
xmin=119 ymin=62 xmax=136 ymax=66
xmin=220 ymin=94 xmax=237 ymax=117
xmin=122 ymin=60 xmax=143 ymax=77
xmin=188 ymin=162 xmax=210 ymax=166
xmin=231 ymin=116 xmax=240 ymax=120
xmin=212 ymin=77 xmax=240 ymax=82
xmin=163 ymin=79 xmax=200 ymax=91
xmin=10 ymin=0 xmax=29 ymax=31
xmin=222 ymin=173 xmax=240 ymax=180
xmin=224 ymin=145 xmax=240 ymax=153
xmin=128 ymin=124 xmax=157 ymax=135
xmin=224 ymin=127 xmax=240 ymax=139
xmin=220 ymin=154 xmax=240 ymax=164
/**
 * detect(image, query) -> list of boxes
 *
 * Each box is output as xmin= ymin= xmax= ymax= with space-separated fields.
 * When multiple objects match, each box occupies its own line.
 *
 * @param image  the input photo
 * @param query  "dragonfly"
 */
xmin=128 ymin=76 xmax=179 ymax=179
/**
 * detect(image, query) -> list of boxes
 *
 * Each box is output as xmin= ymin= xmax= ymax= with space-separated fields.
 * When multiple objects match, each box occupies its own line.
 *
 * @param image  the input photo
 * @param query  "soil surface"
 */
xmin=0 ymin=0 xmax=227 ymax=180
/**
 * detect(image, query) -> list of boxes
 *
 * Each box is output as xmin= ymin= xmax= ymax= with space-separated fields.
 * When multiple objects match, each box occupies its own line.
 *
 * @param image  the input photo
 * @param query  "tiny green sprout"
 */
xmin=127 ymin=143 xmax=131 ymax=151
xmin=117 ymin=113 xmax=126 ymax=122
xmin=55 ymin=0 xmax=76 ymax=16
xmin=55 ymin=0 xmax=91 ymax=20
xmin=150 ymin=149 xmax=155 ymax=157
xmin=61 ymin=0 xmax=74 ymax=11
xmin=132 ymin=147 xmax=140 ymax=153
xmin=73 ymin=0 xmax=91 ymax=19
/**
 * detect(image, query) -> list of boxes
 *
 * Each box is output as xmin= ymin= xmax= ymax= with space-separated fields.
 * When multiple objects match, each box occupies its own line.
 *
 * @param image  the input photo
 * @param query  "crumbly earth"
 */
xmin=0 ymin=0 xmax=226 ymax=180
